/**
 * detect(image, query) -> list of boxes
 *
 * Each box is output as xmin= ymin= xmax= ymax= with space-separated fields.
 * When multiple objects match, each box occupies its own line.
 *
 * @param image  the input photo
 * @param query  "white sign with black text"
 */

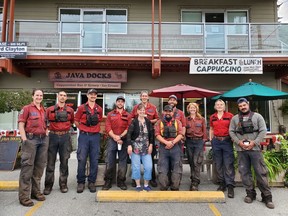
xmin=189 ymin=57 xmax=263 ymax=74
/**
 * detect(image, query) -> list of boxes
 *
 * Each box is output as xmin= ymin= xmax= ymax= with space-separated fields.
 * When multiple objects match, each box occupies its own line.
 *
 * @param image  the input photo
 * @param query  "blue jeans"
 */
xmin=131 ymin=153 xmax=152 ymax=181
xmin=211 ymin=137 xmax=235 ymax=186
xmin=76 ymin=133 xmax=100 ymax=184
xmin=104 ymin=138 xmax=128 ymax=183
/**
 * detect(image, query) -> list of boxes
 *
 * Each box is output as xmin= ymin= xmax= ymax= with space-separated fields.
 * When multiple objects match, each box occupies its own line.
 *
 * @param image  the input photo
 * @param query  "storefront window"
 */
xmin=0 ymin=8 xmax=3 ymax=33
xmin=43 ymin=93 xmax=57 ymax=108
xmin=103 ymin=93 xmax=140 ymax=116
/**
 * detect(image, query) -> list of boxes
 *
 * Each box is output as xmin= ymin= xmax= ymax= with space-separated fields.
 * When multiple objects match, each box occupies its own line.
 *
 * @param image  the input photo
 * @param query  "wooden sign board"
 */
xmin=0 ymin=137 xmax=21 ymax=171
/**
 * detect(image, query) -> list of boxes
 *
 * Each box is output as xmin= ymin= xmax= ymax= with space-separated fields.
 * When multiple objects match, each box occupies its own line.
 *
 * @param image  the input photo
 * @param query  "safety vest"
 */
xmin=160 ymin=119 xmax=178 ymax=138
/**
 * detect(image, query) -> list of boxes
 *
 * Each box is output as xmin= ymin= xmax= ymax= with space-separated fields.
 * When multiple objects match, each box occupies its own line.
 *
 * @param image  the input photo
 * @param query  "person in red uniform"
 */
xmin=185 ymin=102 xmax=207 ymax=191
xmin=18 ymin=89 xmax=49 ymax=207
xmin=74 ymin=89 xmax=103 ymax=193
xmin=167 ymin=94 xmax=186 ymax=135
xmin=102 ymin=96 xmax=131 ymax=190
xmin=44 ymin=91 xmax=74 ymax=195
xmin=209 ymin=99 xmax=235 ymax=198
xmin=155 ymin=105 xmax=183 ymax=191
xmin=131 ymin=90 xmax=159 ymax=187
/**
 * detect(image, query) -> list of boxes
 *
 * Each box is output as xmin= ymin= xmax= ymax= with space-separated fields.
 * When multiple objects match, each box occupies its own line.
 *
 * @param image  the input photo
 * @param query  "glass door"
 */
xmin=81 ymin=10 xmax=104 ymax=52
xmin=204 ymin=12 xmax=225 ymax=53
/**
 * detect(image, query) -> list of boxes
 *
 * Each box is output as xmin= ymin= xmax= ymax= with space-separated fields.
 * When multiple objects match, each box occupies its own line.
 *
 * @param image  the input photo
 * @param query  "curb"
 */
xmin=0 ymin=181 xmax=19 ymax=191
xmin=96 ymin=191 xmax=225 ymax=203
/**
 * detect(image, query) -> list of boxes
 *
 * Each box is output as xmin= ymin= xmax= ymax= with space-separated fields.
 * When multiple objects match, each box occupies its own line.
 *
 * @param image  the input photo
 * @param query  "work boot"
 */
xmin=131 ymin=179 xmax=136 ymax=187
xmin=20 ymin=198 xmax=34 ymax=207
xmin=227 ymin=185 xmax=234 ymax=198
xmin=217 ymin=184 xmax=226 ymax=192
xmin=77 ymin=183 xmax=85 ymax=193
xmin=102 ymin=180 xmax=112 ymax=190
xmin=31 ymin=193 xmax=46 ymax=201
xmin=244 ymin=195 xmax=256 ymax=203
xmin=88 ymin=182 xmax=96 ymax=193
xmin=117 ymin=181 xmax=127 ymax=190
xmin=60 ymin=185 xmax=68 ymax=193
xmin=43 ymin=187 xmax=52 ymax=195
xmin=190 ymin=184 xmax=199 ymax=191
xmin=262 ymin=195 xmax=275 ymax=209
xmin=150 ymin=179 xmax=158 ymax=187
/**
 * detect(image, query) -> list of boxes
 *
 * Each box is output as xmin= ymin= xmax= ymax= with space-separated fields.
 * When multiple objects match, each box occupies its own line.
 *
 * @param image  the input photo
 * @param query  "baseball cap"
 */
xmin=237 ymin=97 xmax=249 ymax=104
xmin=169 ymin=94 xmax=177 ymax=100
xmin=116 ymin=95 xmax=125 ymax=102
xmin=164 ymin=105 xmax=173 ymax=112
xmin=87 ymin=89 xmax=97 ymax=94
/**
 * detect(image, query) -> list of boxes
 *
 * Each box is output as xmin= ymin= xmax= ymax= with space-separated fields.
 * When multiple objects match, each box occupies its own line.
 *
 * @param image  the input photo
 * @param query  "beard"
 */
xmin=240 ymin=109 xmax=250 ymax=115
xmin=165 ymin=116 xmax=172 ymax=122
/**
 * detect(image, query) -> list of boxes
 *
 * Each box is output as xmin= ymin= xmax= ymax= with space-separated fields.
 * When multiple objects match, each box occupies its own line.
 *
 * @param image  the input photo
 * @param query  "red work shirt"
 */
xmin=105 ymin=109 xmax=131 ymax=136
xmin=75 ymin=102 xmax=103 ymax=133
xmin=18 ymin=102 xmax=47 ymax=135
xmin=131 ymin=102 xmax=159 ymax=122
xmin=173 ymin=108 xmax=187 ymax=127
xmin=155 ymin=118 xmax=183 ymax=141
xmin=209 ymin=111 xmax=234 ymax=137
xmin=186 ymin=116 xmax=207 ymax=140
xmin=46 ymin=104 xmax=74 ymax=131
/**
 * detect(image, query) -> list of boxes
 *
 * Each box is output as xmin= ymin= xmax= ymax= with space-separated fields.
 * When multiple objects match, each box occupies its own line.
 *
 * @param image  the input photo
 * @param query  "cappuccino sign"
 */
xmin=49 ymin=69 xmax=127 ymax=82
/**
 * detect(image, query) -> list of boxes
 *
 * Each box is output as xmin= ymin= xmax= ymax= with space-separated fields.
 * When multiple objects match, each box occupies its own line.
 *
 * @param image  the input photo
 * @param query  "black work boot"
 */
xmin=227 ymin=185 xmax=234 ymax=198
xmin=117 ymin=181 xmax=127 ymax=190
xmin=102 ymin=180 xmax=112 ymax=190
xmin=261 ymin=194 xmax=275 ymax=209
xmin=190 ymin=183 xmax=199 ymax=191
xmin=77 ymin=183 xmax=85 ymax=193
xmin=88 ymin=182 xmax=96 ymax=193
xmin=217 ymin=183 xmax=226 ymax=192
xmin=244 ymin=190 xmax=256 ymax=204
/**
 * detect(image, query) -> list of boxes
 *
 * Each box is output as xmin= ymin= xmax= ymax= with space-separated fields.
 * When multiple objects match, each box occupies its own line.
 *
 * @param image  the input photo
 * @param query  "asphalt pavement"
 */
xmin=0 ymin=152 xmax=287 ymax=216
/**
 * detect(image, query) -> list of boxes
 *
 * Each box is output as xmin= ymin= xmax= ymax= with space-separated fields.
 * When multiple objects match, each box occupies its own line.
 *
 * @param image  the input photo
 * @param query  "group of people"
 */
xmin=17 ymin=88 xmax=274 ymax=209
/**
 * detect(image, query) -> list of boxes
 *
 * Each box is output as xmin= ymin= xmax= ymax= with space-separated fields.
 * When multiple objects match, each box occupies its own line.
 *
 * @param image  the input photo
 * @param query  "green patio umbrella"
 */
xmin=213 ymin=80 xmax=288 ymax=101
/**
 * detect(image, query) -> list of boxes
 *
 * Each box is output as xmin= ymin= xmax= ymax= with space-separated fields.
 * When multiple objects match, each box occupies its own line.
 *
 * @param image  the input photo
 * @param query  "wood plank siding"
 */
xmin=2 ymin=0 xmax=277 ymax=22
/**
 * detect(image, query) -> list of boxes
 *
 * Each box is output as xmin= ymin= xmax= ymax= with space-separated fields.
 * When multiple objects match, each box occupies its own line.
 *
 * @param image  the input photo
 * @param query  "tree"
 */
xmin=0 ymin=90 xmax=32 ymax=113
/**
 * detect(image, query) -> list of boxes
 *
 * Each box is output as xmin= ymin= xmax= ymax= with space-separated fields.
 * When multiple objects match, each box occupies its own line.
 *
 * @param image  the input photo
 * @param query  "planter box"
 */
xmin=234 ymin=169 xmax=285 ymax=187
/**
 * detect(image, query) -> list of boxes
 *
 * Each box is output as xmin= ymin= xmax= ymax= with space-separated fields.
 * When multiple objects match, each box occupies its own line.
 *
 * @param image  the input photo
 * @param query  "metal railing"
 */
xmin=12 ymin=20 xmax=288 ymax=56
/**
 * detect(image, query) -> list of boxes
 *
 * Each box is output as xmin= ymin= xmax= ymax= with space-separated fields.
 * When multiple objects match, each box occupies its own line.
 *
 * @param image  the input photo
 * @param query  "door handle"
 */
xmin=81 ymin=30 xmax=85 ymax=37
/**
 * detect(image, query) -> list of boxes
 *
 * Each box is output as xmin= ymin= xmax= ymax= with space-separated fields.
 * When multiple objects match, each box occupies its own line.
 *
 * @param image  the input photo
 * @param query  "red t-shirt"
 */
xmin=75 ymin=102 xmax=103 ymax=133
xmin=131 ymin=102 xmax=159 ymax=121
xmin=209 ymin=111 xmax=233 ymax=137
xmin=46 ymin=104 xmax=74 ymax=131
xmin=18 ymin=102 xmax=47 ymax=135
xmin=105 ymin=109 xmax=131 ymax=136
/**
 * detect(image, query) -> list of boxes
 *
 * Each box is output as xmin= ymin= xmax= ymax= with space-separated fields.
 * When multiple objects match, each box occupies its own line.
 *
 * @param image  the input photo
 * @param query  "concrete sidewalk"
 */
xmin=0 ymin=151 xmax=227 ymax=203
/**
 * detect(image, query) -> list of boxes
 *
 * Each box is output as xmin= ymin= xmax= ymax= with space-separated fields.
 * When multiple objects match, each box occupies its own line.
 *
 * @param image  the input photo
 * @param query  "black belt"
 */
xmin=214 ymin=136 xmax=230 ymax=141
xmin=26 ymin=133 xmax=46 ymax=138
xmin=80 ymin=131 xmax=98 ymax=135
xmin=186 ymin=137 xmax=203 ymax=140
xmin=50 ymin=130 xmax=69 ymax=135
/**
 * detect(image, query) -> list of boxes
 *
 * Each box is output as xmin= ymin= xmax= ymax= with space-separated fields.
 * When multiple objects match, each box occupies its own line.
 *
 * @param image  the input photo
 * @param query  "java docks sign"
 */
xmin=189 ymin=57 xmax=263 ymax=74
xmin=49 ymin=69 xmax=127 ymax=82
